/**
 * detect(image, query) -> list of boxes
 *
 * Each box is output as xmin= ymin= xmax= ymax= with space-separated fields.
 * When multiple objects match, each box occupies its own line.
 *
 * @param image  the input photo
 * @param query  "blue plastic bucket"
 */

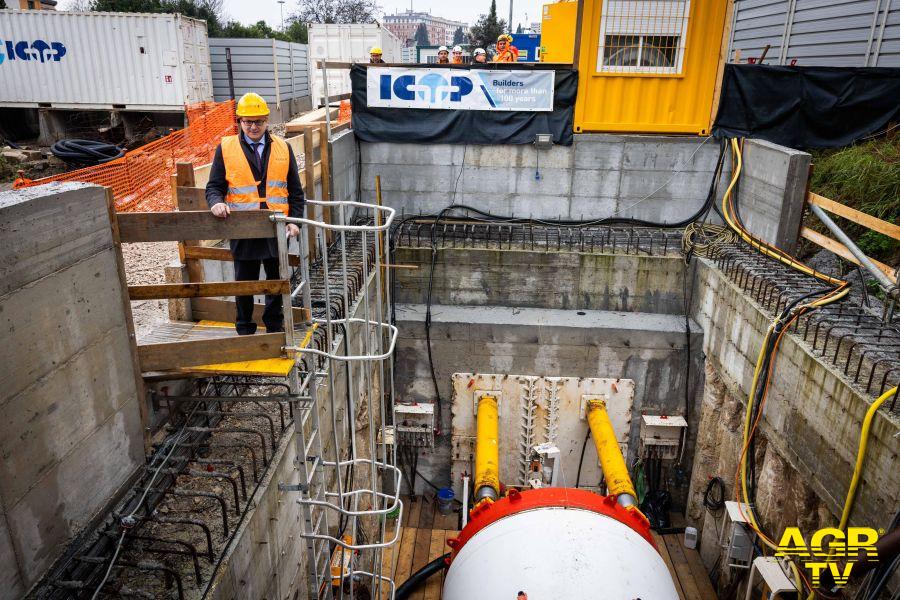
xmin=437 ymin=487 xmax=455 ymax=515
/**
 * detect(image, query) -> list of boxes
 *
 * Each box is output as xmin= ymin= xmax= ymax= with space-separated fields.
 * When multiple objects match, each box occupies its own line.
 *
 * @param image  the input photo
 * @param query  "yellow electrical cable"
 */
xmin=801 ymin=386 xmax=898 ymax=600
xmin=838 ymin=386 xmax=897 ymax=531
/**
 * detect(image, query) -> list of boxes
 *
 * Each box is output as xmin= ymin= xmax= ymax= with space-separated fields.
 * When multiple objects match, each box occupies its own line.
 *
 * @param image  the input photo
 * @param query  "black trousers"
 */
xmin=233 ymin=257 xmax=284 ymax=335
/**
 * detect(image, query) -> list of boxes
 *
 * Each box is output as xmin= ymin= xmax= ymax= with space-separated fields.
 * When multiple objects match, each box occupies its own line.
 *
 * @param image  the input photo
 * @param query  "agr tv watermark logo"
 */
xmin=775 ymin=527 xmax=880 ymax=586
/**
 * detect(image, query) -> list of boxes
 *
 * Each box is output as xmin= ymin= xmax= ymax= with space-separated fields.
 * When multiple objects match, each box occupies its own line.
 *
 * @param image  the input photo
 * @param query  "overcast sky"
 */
xmin=56 ymin=0 xmax=543 ymax=36
xmin=220 ymin=0 xmax=543 ymax=32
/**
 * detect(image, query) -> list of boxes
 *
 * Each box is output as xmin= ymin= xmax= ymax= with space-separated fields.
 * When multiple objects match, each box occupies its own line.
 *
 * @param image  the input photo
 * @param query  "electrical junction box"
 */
xmin=394 ymin=403 xmax=435 ymax=448
xmin=719 ymin=501 xmax=755 ymax=569
xmin=640 ymin=414 xmax=687 ymax=460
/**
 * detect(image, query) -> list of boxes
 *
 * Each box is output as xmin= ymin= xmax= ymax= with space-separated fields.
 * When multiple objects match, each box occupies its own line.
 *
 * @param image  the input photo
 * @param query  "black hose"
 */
xmin=51 ymin=139 xmax=124 ymax=165
xmin=395 ymin=553 xmax=451 ymax=600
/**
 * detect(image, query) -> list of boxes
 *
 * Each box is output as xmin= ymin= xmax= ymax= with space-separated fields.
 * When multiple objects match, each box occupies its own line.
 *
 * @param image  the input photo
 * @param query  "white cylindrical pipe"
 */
xmin=443 ymin=507 xmax=679 ymax=600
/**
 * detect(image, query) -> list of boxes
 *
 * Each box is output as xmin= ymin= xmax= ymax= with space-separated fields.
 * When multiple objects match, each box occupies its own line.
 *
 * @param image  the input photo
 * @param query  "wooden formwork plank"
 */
xmin=664 ymin=534 xmax=702 ymax=600
xmin=652 ymin=531 xmax=686 ymax=600
xmin=808 ymin=192 xmax=900 ymax=241
xmin=182 ymin=244 xmax=303 ymax=267
xmin=118 ymin=210 xmax=276 ymax=243
xmin=422 ymin=529 xmax=447 ymax=600
xmin=190 ymin=298 xmax=310 ymax=324
xmin=680 ymin=537 xmax=718 ymax=600
xmin=128 ymin=279 xmax=289 ymax=300
xmin=394 ymin=527 xmax=418 ymax=592
xmin=137 ymin=331 xmax=285 ymax=371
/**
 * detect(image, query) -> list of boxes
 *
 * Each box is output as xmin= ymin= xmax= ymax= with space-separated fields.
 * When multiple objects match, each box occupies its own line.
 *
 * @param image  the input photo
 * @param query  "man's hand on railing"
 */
xmin=211 ymin=202 xmax=230 ymax=219
xmin=286 ymin=223 xmax=300 ymax=238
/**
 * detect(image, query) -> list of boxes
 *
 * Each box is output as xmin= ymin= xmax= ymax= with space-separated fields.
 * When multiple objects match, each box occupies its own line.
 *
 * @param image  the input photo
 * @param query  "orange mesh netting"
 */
xmin=338 ymin=100 xmax=352 ymax=123
xmin=14 ymin=100 xmax=237 ymax=212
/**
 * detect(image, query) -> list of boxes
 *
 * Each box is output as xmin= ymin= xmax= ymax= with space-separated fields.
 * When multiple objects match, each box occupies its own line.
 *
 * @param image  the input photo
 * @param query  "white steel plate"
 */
xmin=450 ymin=374 xmax=634 ymax=498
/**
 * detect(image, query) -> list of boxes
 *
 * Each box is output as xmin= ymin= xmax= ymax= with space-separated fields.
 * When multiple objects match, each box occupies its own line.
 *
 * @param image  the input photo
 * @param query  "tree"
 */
xmin=89 ymin=0 xmax=227 ymax=35
xmin=515 ymin=23 xmax=522 ymax=34
xmin=452 ymin=26 xmax=465 ymax=46
xmin=219 ymin=18 xmax=307 ymax=42
xmin=0 ymin=0 xmax=6 ymax=8
xmin=296 ymin=0 xmax=381 ymax=24
xmin=469 ymin=0 xmax=506 ymax=53
xmin=413 ymin=22 xmax=430 ymax=46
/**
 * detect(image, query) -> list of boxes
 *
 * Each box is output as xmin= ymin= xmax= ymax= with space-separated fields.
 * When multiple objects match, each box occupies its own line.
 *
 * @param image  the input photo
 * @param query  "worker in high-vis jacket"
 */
xmin=494 ymin=34 xmax=519 ymax=62
xmin=206 ymin=92 xmax=304 ymax=335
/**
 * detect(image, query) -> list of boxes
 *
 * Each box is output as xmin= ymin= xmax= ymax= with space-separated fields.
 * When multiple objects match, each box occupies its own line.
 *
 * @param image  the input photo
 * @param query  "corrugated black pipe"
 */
xmin=395 ymin=553 xmax=451 ymax=599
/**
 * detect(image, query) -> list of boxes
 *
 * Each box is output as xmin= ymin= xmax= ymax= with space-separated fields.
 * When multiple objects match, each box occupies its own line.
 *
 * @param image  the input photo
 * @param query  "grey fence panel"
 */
xmin=209 ymin=38 xmax=311 ymax=103
xmin=730 ymin=0 xmax=900 ymax=66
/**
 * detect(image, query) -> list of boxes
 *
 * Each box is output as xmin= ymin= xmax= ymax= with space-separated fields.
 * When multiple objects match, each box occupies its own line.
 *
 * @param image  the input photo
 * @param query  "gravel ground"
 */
xmin=122 ymin=241 xmax=180 ymax=339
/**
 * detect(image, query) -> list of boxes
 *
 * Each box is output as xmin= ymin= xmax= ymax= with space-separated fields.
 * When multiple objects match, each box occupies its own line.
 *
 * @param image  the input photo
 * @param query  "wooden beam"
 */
xmin=808 ymin=192 xmax=900 ymax=241
xmin=182 ymin=245 xmax=302 ymax=267
xmin=117 ymin=211 xmax=277 ymax=243
xmin=800 ymin=227 xmax=898 ymax=283
xmin=709 ymin=0 xmax=735 ymax=133
xmin=174 ymin=164 xmax=205 ymax=287
xmin=138 ymin=332 xmax=286 ymax=372
xmin=191 ymin=297 xmax=311 ymax=324
xmin=319 ymin=122 xmax=332 ymax=243
xmin=316 ymin=60 xmax=353 ymax=69
xmin=318 ymin=92 xmax=352 ymax=104
xmin=129 ymin=279 xmax=290 ymax=300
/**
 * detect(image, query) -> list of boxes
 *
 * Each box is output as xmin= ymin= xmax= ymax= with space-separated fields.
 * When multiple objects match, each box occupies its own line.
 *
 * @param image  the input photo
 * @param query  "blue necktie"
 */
xmin=250 ymin=142 xmax=262 ymax=172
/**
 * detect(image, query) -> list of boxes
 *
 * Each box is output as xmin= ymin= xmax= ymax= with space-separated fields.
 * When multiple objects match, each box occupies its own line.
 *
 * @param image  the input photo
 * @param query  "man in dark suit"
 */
xmin=205 ymin=92 xmax=305 ymax=335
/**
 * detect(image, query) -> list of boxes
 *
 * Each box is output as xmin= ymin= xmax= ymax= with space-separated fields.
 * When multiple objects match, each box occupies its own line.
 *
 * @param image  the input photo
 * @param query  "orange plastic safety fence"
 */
xmin=14 ymin=100 xmax=237 ymax=212
xmin=338 ymin=99 xmax=352 ymax=123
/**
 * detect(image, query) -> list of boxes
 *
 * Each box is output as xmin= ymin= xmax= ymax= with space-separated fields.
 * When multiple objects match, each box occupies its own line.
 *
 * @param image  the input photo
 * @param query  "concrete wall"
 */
xmin=360 ymin=134 xmax=725 ymax=221
xmin=395 ymin=247 xmax=689 ymax=315
xmin=0 ymin=183 xmax=144 ymax=597
xmin=738 ymin=138 xmax=810 ymax=253
xmin=392 ymin=247 xmax=704 ymax=507
xmin=686 ymin=258 xmax=900 ymax=588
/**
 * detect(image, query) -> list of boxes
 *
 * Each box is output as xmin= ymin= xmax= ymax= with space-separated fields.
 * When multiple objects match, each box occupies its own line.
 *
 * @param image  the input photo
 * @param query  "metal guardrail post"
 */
xmin=809 ymin=203 xmax=900 ymax=302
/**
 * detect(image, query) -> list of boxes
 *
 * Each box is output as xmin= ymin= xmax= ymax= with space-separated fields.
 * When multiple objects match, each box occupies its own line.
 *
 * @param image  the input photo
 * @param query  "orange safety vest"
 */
xmin=494 ymin=46 xmax=519 ymax=62
xmin=221 ymin=134 xmax=290 ymax=215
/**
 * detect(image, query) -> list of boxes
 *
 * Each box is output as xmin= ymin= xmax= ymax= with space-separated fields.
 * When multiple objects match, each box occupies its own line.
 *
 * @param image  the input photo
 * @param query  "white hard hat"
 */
xmin=452 ymin=45 xmax=462 ymax=52
xmin=474 ymin=48 xmax=486 ymax=55
xmin=438 ymin=45 xmax=449 ymax=52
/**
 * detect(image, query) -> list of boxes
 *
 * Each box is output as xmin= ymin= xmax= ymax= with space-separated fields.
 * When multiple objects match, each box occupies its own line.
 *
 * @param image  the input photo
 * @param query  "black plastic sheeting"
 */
xmin=350 ymin=64 xmax=578 ymax=146
xmin=712 ymin=64 xmax=900 ymax=149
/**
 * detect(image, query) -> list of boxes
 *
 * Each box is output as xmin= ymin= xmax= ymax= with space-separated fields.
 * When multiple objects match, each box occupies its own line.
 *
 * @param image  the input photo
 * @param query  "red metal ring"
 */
xmin=447 ymin=488 xmax=654 ymax=560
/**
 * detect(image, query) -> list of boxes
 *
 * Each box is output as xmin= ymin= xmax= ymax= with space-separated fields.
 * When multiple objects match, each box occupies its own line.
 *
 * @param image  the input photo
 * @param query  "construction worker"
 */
xmin=437 ymin=45 xmax=450 ymax=64
xmin=206 ymin=92 xmax=304 ymax=336
xmin=494 ymin=34 xmax=519 ymax=62
xmin=473 ymin=47 xmax=487 ymax=63
xmin=369 ymin=46 xmax=385 ymax=64
xmin=451 ymin=45 xmax=464 ymax=64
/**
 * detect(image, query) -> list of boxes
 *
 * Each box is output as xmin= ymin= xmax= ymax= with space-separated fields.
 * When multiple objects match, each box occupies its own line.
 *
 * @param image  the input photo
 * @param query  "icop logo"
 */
xmin=379 ymin=72 xmax=473 ymax=103
xmin=0 ymin=40 xmax=67 ymax=66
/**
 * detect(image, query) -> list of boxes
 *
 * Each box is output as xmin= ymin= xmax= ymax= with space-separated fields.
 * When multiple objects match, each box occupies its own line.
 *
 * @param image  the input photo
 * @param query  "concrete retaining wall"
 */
xmin=686 ymin=258 xmax=899 ymax=587
xmin=394 ymin=247 xmax=689 ymax=315
xmin=360 ymin=134 xmax=725 ymax=221
xmin=0 ymin=183 xmax=144 ymax=597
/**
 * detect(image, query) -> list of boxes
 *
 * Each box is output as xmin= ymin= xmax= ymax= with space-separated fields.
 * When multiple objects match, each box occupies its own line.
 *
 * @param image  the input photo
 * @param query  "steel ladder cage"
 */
xmin=274 ymin=200 xmax=402 ymax=600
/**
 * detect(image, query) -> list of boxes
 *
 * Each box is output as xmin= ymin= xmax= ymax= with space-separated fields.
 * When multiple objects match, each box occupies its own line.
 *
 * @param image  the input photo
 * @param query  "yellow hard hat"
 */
xmin=498 ymin=33 xmax=513 ymax=42
xmin=370 ymin=46 xmax=383 ymax=54
xmin=236 ymin=92 xmax=269 ymax=118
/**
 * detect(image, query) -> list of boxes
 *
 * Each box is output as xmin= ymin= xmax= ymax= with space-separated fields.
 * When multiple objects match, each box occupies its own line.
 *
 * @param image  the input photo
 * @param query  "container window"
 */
xmin=597 ymin=0 xmax=690 ymax=74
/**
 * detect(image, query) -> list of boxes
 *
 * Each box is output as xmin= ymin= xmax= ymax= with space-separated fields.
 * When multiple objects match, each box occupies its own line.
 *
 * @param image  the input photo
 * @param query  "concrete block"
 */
xmin=0 ymin=183 xmax=111 ymax=295
xmin=618 ymin=169 xmax=713 ymax=201
xmin=460 ymin=166 xmax=517 ymax=194
xmin=0 ymin=330 xmax=139 ymax=508
xmin=0 ymin=518 xmax=25 ymax=600
xmin=573 ymin=139 xmax=624 ymax=170
xmin=0 ymin=248 xmax=130 ymax=403
xmin=568 ymin=196 xmax=618 ymax=220
xmin=571 ymin=168 xmax=620 ymax=198
xmin=515 ymin=167 xmax=571 ymax=196
xmin=6 ymin=407 xmax=142 ymax=587
xmin=621 ymin=136 xmax=719 ymax=171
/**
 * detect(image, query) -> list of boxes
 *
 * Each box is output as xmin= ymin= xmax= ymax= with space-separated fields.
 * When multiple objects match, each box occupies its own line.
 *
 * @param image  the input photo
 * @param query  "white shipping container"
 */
xmin=0 ymin=10 xmax=213 ymax=110
xmin=308 ymin=23 xmax=402 ymax=107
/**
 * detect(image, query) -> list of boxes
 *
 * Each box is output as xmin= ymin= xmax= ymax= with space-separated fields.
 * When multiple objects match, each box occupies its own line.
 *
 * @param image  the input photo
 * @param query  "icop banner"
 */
xmin=367 ymin=67 xmax=555 ymax=111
